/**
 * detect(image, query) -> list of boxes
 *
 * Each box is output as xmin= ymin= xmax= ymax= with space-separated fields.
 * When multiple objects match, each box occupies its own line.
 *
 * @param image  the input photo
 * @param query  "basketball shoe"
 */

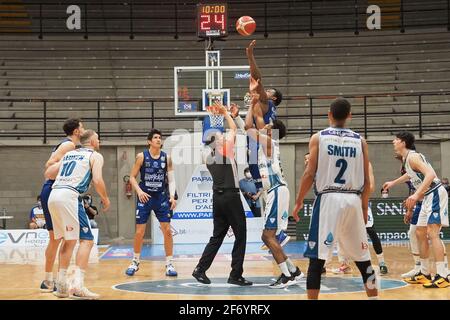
xmin=70 ymin=287 xmax=100 ymax=300
xmin=125 ymin=259 xmax=140 ymax=276
xmin=165 ymin=263 xmax=178 ymax=277
xmin=53 ymin=281 xmax=69 ymax=298
xmin=269 ymin=274 xmax=297 ymax=289
xmin=404 ymin=271 xmax=432 ymax=284
xmin=40 ymin=280 xmax=55 ymax=293
xmin=423 ymin=275 xmax=450 ymax=288
xmin=332 ymin=263 xmax=352 ymax=274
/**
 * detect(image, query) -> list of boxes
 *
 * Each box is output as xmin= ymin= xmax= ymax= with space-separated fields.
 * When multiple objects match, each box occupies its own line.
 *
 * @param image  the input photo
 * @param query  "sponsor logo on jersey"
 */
xmin=153 ymin=162 xmax=159 ymax=168
xmin=66 ymin=225 xmax=74 ymax=232
xmin=82 ymin=227 xmax=89 ymax=233
xmin=308 ymin=241 xmax=316 ymax=249
xmin=161 ymin=156 xmax=165 ymax=162
xmin=433 ymin=211 xmax=439 ymax=218
xmin=269 ymin=218 xmax=276 ymax=224
xmin=324 ymin=232 xmax=334 ymax=246
xmin=281 ymin=211 xmax=288 ymax=220
xmin=361 ymin=242 xmax=368 ymax=250
xmin=161 ymin=162 xmax=166 ymax=169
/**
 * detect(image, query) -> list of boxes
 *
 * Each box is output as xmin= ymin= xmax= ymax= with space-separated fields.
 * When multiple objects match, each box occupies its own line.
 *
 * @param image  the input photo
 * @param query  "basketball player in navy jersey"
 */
xmin=39 ymin=118 xmax=85 ymax=292
xmin=292 ymin=98 xmax=378 ymax=300
xmin=125 ymin=129 xmax=178 ymax=277
xmin=242 ymin=40 xmax=289 ymax=248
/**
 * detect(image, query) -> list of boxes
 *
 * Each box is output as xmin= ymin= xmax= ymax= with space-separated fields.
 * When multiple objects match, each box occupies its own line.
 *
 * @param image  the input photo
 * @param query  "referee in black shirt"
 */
xmin=192 ymin=102 xmax=252 ymax=286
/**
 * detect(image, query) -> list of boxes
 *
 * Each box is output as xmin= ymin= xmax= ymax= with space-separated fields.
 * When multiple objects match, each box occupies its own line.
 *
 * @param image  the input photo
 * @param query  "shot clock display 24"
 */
xmin=197 ymin=3 xmax=228 ymax=38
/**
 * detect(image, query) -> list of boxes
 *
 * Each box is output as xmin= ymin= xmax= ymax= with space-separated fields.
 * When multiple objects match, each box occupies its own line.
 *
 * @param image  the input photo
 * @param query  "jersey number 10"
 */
xmin=61 ymin=161 xmax=76 ymax=177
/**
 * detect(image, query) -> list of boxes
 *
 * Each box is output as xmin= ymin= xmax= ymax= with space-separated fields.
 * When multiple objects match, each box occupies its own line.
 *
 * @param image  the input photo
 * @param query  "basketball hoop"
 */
xmin=206 ymin=105 xmax=224 ymax=128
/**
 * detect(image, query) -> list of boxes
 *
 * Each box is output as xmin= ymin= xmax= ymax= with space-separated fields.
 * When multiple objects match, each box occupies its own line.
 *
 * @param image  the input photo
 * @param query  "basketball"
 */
xmin=236 ymin=16 xmax=256 ymax=36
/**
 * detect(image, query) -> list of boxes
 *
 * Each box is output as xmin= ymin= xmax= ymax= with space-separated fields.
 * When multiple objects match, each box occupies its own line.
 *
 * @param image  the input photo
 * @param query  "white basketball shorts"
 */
xmin=304 ymin=192 xmax=370 ymax=262
xmin=48 ymin=188 xmax=94 ymax=241
xmin=417 ymin=185 xmax=449 ymax=227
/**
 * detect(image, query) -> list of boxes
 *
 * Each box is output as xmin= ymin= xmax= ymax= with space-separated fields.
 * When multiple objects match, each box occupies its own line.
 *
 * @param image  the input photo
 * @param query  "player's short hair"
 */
xmin=147 ymin=129 xmax=162 ymax=141
xmin=37 ymin=195 xmax=41 ymax=201
xmin=272 ymin=119 xmax=287 ymax=140
xmin=305 ymin=152 xmax=310 ymax=156
xmin=396 ymin=131 xmax=415 ymax=150
xmin=270 ymin=88 xmax=283 ymax=106
xmin=63 ymin=118 xmax=82 ymax=136
xmin=244 ymin=167 xmax=250 ymax=173
xmin=80 ymin=129 xmax=96 ymax=145
xmin=330 ymin=98 xmax=351 ymax=121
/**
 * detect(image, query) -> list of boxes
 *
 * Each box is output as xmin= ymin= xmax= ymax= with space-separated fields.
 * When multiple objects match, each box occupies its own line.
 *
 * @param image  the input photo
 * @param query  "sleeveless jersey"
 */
xmin=404 ymin=151 xmax=441 ymax=195
xmin=45 ymin=137 xmax=73 ymax=183
xmin=258 ymin=139 xmax=287 ymax=192
xmin=315 ymin=127 xmax=364 ymax=194
xmin=139 ymin=150 xmax=167 ymax=193
xmin=263 ymin=100 xmax=277 ymax=124
xmin=52 ymin=148 xmax=94 ymax=193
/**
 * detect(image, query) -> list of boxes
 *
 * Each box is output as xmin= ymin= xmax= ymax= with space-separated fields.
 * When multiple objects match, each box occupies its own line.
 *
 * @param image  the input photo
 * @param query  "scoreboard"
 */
xmin=197 ymin=3 xmax=228 ymax=38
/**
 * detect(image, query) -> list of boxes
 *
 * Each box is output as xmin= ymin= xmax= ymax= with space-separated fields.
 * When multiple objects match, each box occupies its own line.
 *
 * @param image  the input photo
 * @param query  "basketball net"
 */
xmin=206 ymin=105 xmax=224 ymax=128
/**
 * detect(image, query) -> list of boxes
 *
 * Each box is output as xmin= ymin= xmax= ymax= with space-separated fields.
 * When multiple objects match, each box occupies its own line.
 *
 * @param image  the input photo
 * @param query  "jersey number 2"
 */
xmin=334 ymin=159 xmax=347 ymax=184
xmin=61 ymin=161 xmax=76 ymax=177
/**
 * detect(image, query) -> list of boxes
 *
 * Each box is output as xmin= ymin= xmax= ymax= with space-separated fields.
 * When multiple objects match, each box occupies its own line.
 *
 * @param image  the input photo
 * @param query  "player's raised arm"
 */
xmin=45 ymin=141 xmax=75 ymax=169
xmin=91 ymin=152 xmax=110 ymax=212
xmin=382 ymin=173 xmax=410 ymax=191
xmin=361 ymin=138 xmax=370 ymax=224
xmin=292 ymin=133 xmax=319 ymax=221
xmin=130 ymin=153 xmax=150 ymax=204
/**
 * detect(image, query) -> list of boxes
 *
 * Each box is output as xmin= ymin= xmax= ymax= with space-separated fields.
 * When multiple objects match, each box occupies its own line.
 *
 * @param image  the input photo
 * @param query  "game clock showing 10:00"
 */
xmin=197 ymin=3 xmax=228 ymax=38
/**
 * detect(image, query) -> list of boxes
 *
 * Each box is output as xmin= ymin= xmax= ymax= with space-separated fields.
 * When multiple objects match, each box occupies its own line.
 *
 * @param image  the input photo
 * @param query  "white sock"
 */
xmin=133 ymin=253 xmax=140 ymax=262
xmin=45 ymin=272 xmax=53 ymax=282
xmin=436 ymin=262 xmax=446 ymax=278
xmin=420 ymin=258 xmax=430 ymax=275
xmin=73 ymin=267 xmax=83 ymax=288
xmin=376 ymin=253 xmax=385 ymax=264
xmin=58 ymin=269 xmax=67 ymax=283
xmin=413 ymin=255 xmax=421 ymax=271
xmin=279 ymin=261 xmax=291 ymax=276
xmin=166 ymin=255 xmax=173 ymax=266
xmin=285 ymin=258 xmax=297 ymax=273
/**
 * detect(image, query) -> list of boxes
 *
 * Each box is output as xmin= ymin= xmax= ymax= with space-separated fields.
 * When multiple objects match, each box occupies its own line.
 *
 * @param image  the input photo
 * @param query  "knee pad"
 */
xmin=306 ymin=259 xmax=325 ymax=290
xmin=355 ymin=260 xmax=376 ymax=284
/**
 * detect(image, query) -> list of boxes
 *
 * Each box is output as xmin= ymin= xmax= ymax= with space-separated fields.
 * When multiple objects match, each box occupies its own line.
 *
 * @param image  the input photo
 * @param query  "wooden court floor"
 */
xmin=1 ymin=243 xmax=449 ymax=300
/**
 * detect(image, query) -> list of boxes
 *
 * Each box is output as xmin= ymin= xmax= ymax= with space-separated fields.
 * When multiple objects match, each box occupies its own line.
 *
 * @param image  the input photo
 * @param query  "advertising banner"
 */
xmin=296 ymin=198 xmax=450 ymax=241
xmin=0 ymin=228 xmax=99 ymax=247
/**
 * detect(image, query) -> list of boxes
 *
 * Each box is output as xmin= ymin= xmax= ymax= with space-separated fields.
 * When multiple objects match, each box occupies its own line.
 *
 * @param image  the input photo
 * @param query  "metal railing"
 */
xmin=0 ymin=1 xmax=448 ymax=38
xmin=1 ymin=91 xmax=449 ymax=142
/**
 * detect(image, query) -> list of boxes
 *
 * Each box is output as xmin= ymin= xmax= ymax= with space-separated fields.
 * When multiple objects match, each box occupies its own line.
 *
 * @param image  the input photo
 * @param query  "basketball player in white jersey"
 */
xmin=39 ymin=118 xmax=84 ymax=292
xmin=46 ymin=130 xmax=110 ymax=299
xmin=386 ymin=131 xmax=449 ymax=288
xmin=383 ymin=152 xmax=424 ymax=278
xmin=234 ymin=107 xmax=303 ymax=288
xmin=292 ymin=98 xmax=378 ymax=300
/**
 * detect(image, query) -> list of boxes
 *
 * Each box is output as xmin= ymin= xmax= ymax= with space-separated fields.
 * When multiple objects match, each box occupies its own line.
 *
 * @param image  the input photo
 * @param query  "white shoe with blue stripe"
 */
xmin=165 ymin=263 xmax=178 ymax=277
xmin=125 ymin=259 xmax=140 ymax=276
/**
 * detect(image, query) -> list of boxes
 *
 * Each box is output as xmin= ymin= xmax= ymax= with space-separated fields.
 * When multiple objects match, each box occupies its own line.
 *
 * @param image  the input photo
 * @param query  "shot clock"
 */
xmin=197 ymin=3 xmax=228 ymax=38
